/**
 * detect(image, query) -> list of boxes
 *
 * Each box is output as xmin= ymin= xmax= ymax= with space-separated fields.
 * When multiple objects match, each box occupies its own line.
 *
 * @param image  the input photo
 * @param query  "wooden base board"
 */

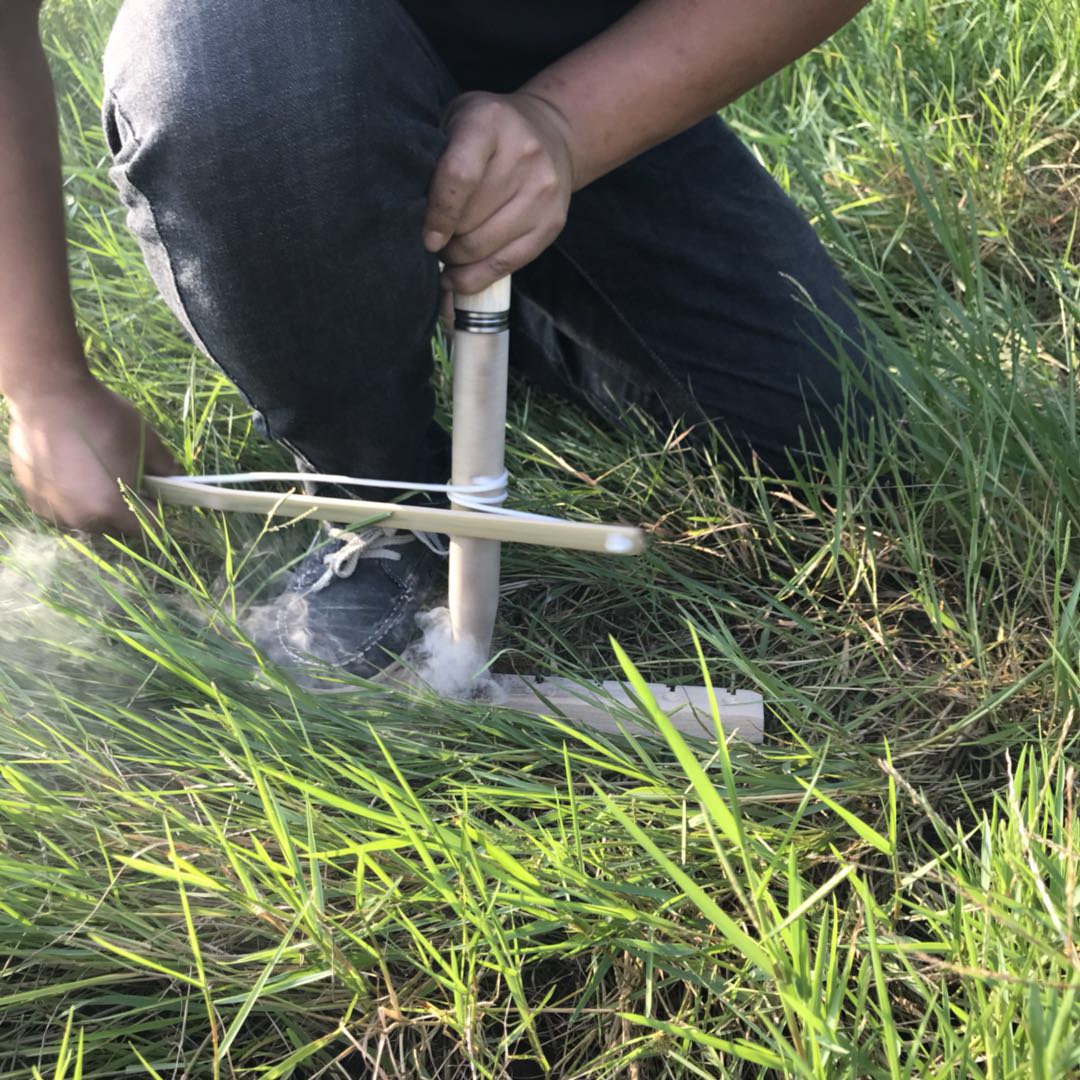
xmin=311 ymin=666 xmax=763 ymax=742
xmin=490 ymin=676 xmax=764 ymax=741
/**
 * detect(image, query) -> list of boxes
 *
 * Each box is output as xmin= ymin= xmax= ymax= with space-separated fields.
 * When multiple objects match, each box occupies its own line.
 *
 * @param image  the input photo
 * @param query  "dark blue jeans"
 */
xmin=102 ymin=0 xmax=871 ymax=494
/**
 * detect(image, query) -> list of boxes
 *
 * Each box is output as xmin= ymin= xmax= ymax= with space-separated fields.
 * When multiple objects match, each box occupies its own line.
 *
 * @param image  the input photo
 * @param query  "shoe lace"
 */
xmin=306 ymin=526 xmax=446 ymax=595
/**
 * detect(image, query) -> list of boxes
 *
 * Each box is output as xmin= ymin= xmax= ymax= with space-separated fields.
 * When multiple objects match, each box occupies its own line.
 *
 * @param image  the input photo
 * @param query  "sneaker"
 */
xmin=251 ymin=525 xmax=441 ymax=685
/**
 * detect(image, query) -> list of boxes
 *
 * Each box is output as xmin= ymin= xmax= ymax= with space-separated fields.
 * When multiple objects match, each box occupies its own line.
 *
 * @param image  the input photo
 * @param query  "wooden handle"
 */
xmin=448 ymin=279 xmax=513 ymax=657
xmin=454 ymin=277 xmax=512 ymax=316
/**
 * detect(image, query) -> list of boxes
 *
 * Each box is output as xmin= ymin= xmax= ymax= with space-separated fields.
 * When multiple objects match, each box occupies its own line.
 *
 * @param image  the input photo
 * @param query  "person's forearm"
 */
xmin=521 ymin=0 xmax=867 ymax=190
xmin=0 ymin=3 xmax=89 ymax=405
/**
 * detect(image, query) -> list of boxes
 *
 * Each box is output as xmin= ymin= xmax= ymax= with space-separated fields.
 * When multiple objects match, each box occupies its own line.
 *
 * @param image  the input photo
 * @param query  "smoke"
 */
xmin=402 ymin=606 xmax=505 ymax=703
xmin=241 ymin=592 xmax=505 ymax=702
xmin=1 ymin=533 xmax=90 ymax=641
xmin=0 ymin=531 xmax=118 ymax=693
xmin=0 ymin=533 xmax=505 ymax=707
xmin=240 ymin=589 xmax=350 ymax=673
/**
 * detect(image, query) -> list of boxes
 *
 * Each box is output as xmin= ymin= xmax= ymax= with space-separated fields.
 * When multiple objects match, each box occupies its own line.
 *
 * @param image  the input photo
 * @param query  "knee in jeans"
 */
xmin=103 ymin=0 xmax=448 ymax=171
xmin=105 ymin=0 xmax=231 ymax=129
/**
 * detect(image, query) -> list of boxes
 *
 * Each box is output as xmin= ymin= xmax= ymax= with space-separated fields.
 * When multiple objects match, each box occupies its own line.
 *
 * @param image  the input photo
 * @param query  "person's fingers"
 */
xmin=442 ymin=193 xmax=565 ymax=288
xmin=449 ymin=131 xmax=565 ymax=242
xmin=104 ymin=504 xmax=143 ymax=535
xmin=423 ymin=123 xmax=498 ymax=253
xmin=441 ymin=229 xmax=555 ymax=295
xmin=440 ymin=196 xmax=534 ymax=269
xmin=19 ymin=477 xmax=134 ymax=534
xmin=143 ymin=430 xmax=178 ymax=477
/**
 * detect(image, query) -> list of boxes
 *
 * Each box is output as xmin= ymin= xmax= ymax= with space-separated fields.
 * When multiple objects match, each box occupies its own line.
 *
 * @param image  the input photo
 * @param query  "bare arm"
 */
xmin=1 ymin=2 xmax=174 ymax=532
xmin=523 ymin=0 xmax=869 ymax=190
xmin=0 ymin=0 xmax=89 ymax=400
xmin=426 ymin=0 xmax=867 ymax=293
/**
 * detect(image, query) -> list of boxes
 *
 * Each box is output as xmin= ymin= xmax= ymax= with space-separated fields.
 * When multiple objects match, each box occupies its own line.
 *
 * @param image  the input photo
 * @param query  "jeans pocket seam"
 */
xmin=103 ymin=92 xmax=143 ymax=166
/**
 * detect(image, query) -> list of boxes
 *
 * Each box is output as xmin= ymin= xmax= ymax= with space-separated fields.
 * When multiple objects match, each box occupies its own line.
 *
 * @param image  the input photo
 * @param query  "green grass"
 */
xmin=0 ymin=0 xmax=1078 ymax=1075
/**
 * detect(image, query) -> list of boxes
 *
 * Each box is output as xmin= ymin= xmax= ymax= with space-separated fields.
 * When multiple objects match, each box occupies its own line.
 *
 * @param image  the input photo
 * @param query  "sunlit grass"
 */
xmin=0 ymin=0 xmax=1077 ymax=1075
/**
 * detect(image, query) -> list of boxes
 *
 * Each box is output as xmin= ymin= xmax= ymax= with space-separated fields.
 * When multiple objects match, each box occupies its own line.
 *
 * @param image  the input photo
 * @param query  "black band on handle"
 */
xmin=455 ymin=309 xmax=510 ymax=334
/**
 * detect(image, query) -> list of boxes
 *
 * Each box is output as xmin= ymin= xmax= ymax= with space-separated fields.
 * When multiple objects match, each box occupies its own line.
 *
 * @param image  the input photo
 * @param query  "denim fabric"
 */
xmin=102 ymin=0 xmax=873 ymax=495
xmin=398 ymin=0 xmax=640 ymax=92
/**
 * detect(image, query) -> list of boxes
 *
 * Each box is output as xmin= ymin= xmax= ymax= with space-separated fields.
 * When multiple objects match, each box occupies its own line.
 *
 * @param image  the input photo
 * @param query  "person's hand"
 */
xmin=423 ymin=91 xmax=577 ymax=295
xmin=7 ymin=375 xmax=177 ymax=533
